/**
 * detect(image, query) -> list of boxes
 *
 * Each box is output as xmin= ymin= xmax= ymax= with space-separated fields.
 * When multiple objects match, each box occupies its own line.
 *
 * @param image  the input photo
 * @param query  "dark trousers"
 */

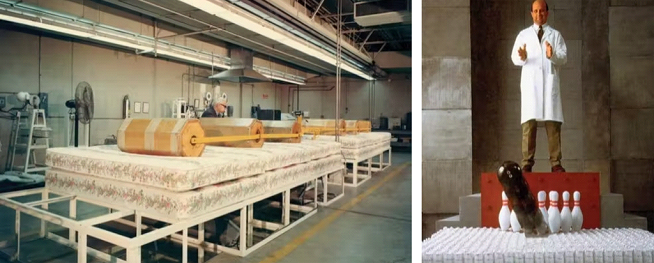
xmin=521 ymin=120 xmax=562 ymax=168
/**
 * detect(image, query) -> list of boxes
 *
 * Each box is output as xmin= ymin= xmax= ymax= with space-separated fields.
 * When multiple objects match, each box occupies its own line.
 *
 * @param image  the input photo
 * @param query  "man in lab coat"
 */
xmin=511 ymin=0 xmax=567 ymax=173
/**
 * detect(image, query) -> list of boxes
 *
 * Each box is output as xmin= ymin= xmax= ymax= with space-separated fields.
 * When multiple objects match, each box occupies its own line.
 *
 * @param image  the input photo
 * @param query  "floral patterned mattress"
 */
xmin=303 ymin=132 xmax=391 ymax=149
xmin=44 ymin=140 xmax=341 ymax=192
xmin=340 ymin=143 xmax=390 ymax=161
xmin=45 ymin=154 xmax=344 ymax=221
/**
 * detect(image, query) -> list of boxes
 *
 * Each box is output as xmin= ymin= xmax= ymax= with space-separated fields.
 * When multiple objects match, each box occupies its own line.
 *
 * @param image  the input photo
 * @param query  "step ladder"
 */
xmin=7 ymin=109 xmax=51 ymax=173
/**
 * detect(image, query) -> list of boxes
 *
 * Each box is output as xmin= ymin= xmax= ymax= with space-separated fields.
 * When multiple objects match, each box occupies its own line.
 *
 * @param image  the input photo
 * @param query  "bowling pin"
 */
xmin=548 ymin=191 xmax=561 ymax=233
xmin=499 ymin=191 xmax=511 ymax=231
xmin=571 ymin=191 xmax=584 ymax=231
xmin=510 ymin=209 xmax=521 ymax=232
xmin=560 ymin=191 xmax=573 ymax=232
xmin=538 ymin=191 xmax=549 ymax=227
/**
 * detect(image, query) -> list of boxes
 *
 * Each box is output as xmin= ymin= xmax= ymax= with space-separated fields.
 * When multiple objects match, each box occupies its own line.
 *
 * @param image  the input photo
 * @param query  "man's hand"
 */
xmin=545 ymin=41 xmax=553 ymax=59
xmin=518 ymin=44 xmax=527 ymax=61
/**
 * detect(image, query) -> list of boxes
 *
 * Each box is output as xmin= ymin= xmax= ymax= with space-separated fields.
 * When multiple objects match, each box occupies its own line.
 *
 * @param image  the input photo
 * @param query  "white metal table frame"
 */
xmin=361 ymin=146 xmax=392 ymax=173
xmin=316 ymin=168 xmax=346 ymax=206
xmin=331 ymin=146 xmax=392 ymax=188
xmin=0 ymin=168 xmax=341 ymax=263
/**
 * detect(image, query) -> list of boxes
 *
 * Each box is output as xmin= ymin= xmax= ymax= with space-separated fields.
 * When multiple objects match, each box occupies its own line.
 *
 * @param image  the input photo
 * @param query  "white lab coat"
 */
xmin=511 ymin=24 xmax=567 ymax=124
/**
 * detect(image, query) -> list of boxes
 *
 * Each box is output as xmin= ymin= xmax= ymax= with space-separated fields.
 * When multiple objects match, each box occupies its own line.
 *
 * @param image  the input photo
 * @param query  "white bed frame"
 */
xmin=334 ymin=146 xmax=391 ymax=188
xmin=0 ymin=168 xmax=342 ymax=263
xmin=315 ymin=169 xmax=345 ymax=206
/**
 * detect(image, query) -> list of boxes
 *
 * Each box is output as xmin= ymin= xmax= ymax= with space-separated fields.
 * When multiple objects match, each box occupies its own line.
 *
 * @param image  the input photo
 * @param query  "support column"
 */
xmin=422 ymin=1 xmax=472 ymax=215
xmin=582 ymin=0 xmax=611 ymax=194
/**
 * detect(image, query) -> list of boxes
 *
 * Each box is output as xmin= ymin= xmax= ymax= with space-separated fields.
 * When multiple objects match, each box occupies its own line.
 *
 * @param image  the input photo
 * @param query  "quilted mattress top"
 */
xmin=304 ymin=132 xmax=391 ymax=149
xmin=45 ymin=139 xmax=341 ymax=192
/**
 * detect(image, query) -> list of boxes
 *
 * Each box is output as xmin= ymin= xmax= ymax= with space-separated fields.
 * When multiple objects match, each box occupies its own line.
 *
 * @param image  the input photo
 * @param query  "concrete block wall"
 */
xmin=422 ymin=0 xmax=472 ymax=215
xmin=608 ymin=1 xmax=654 ymax=213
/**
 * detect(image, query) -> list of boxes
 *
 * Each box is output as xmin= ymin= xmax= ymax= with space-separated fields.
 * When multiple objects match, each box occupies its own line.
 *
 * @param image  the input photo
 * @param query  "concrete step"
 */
xmin=459 ymin=193 xmax=481 ymax=225
xmin=435 ymin=215 xmax=475 ymax=232
xmin=621 ymin=213 xmax=648 ymax=230
xmin=601 ymin=193 xmax=624 ymax=227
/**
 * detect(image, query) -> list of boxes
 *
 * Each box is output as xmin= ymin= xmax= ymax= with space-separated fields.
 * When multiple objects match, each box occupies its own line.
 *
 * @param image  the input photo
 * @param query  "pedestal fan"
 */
xmin=65 ymin=82 xmax=94 ymax=147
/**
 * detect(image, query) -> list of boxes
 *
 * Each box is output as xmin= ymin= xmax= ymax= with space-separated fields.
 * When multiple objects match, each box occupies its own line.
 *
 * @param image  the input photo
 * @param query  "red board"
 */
xmin=481 ymin=172 xmax=600 ymax=229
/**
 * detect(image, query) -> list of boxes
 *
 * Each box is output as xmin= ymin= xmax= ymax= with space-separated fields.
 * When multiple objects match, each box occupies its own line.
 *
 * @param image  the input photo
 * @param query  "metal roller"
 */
xmin=200 ymin=118 xmax=265 ymax=148
xmin=304 ymin=119 xmax=347 ymax=135
xmin=116 ymin=118 xmax=303 ymax=157
xmin=261 ymin=120 xmax=302 ymax=143
xmin=117 ymin=118 xmax=206 ymax=157
xmin=344 ymin=120 xmax=372 ymax=134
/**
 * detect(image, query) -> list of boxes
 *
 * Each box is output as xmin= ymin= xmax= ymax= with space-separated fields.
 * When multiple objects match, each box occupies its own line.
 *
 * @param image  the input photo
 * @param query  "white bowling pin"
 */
xmin=548 ymin=191 xmax=561 ymax=233
xmin=510 ymin=209 xmax=521 ymax=232
xmin=571 ymin=191 xmax=584 ymax=231
xmin=560 ymin=191 xmax=573 ymax=232
xmin=538 ymin=191 xmax=549 ymax=226
xmin=499 ymin=191 xmax=511 ymax=231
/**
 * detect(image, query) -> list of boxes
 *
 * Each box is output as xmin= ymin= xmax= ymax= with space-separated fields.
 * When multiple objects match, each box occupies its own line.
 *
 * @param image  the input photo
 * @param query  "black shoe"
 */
xmin=552 ymin=165 xmax=566 ymax=173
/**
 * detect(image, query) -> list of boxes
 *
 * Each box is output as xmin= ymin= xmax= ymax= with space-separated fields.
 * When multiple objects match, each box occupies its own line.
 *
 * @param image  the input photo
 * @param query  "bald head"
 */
xmin=531 ymin=0 xmax=549 ymax=26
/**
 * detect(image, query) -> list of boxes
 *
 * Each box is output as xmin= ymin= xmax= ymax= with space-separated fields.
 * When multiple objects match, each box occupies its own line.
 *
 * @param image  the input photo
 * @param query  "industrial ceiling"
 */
xmin=0 ymin=0 xmax=412 ymax=82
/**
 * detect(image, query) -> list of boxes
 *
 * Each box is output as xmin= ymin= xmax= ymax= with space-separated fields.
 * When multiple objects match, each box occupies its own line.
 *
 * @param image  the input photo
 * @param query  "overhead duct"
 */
xmin=210 ymin=46 xmax=271 ymax=83
xmin=354 ymin=0 xmax=411 ymax=27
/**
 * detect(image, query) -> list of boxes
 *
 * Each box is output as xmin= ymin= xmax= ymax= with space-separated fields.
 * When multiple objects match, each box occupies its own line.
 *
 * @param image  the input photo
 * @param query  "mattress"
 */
xmin=422 ymin=227 xmax=654 ymax=263
xmin=45 ymin=154 xmax=344 ymax=220
xmin=341 ymin=144 xmax=389 ymax=161
xmin=361 ymin=132 xmax=392 ymax=144
xmin=304 ymin=132 xmax=391 ymax=149
xmin=44 ymin=140 xmax=341 ymax=192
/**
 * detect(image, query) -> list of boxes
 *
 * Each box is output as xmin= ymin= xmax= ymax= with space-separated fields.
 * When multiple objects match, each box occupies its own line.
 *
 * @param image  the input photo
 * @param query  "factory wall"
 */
xmin=0 ymin=0 xmax=390 ymax=173
xmin=0 ymin=26 xmax=284 ymax=169
xmin=277 ymin=74 xmax=412 ymax=123
xmin=0 ymin=0 xmax=306 ymax=172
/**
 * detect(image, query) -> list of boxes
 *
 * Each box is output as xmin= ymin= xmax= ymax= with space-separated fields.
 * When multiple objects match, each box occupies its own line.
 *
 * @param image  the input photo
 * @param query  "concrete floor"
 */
xmin=0 ymin=151 xmax=412 ymax=263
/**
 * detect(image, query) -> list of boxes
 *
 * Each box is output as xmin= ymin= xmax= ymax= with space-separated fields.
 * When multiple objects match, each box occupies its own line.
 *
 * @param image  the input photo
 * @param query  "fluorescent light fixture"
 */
xmin=0 ymin=10 xmax=307 ymax=85
xmin=178 ymin=0 xmax=375 ymax=81
xmin=268 ymin=76 xmax=305 ymax=86
xmin=0 ymin=13 xmax=94 ymax=39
